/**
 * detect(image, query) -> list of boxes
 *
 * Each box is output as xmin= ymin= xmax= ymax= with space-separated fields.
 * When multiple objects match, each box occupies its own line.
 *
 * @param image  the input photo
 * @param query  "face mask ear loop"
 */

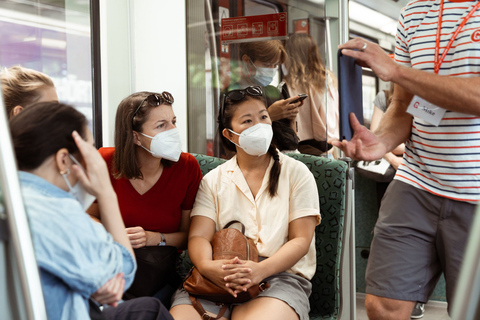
xmin=137 ymin=132 xmax=155 ymax=155
xmin=227 ymin=129 xmax=242 ymax=149
xmin=139 ymin=144 xmax=155 ymax=156
xmin=61 ymin=168 xmax=74 ymax=191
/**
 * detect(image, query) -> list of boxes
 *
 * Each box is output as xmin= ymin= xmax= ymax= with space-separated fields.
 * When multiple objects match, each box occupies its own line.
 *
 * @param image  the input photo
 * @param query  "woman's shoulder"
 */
xmin=176 ymin=152 xmax=202 ymax=170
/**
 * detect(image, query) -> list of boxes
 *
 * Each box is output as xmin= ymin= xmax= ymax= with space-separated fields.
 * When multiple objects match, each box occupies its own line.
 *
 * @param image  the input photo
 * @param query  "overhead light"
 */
xmin=349 ymin=1 xmax=398 ymax=36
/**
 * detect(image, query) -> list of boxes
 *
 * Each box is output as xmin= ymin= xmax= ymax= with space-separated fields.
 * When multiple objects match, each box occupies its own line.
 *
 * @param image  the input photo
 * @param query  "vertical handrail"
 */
xmin=328 ymin=0 xmax=356 ymax=319
xmin=204 ymin=0 xmax=221 ymax=156
xmin=325 ymin=17 xmax=333 ymax=71
xmin=0 ymin=93 xmax=47 ymax=319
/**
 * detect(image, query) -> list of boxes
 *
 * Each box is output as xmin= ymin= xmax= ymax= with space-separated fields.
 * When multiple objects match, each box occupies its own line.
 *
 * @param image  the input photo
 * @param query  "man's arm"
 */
xmin=339 ymin=38 xmax=480 ymax=115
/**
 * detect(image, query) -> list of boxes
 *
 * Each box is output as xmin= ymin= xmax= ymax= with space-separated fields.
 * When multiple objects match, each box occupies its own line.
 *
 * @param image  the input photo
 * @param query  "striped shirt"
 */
xmin=394 ymin=0 xmax=480 ymax=202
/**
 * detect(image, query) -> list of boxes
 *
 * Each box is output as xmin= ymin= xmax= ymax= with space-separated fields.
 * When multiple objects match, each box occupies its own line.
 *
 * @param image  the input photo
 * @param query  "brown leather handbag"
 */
xmin=183 ymin=220 xmax=268 ymax=319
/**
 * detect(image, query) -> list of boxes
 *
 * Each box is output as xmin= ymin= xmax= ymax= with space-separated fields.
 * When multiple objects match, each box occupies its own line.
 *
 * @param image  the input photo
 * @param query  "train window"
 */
xmin=0 ymin=0 xmax=93 ymax=129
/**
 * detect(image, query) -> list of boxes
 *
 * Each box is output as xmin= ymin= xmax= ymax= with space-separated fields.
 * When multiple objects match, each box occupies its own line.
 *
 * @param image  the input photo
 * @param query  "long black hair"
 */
xmin=218 ymin=93 xmax=281 ymax=197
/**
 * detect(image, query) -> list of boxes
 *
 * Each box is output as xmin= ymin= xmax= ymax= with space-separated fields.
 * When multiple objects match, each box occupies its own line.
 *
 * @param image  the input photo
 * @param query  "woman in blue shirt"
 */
xmin=9 ymin=101 xmax=173 ymax=320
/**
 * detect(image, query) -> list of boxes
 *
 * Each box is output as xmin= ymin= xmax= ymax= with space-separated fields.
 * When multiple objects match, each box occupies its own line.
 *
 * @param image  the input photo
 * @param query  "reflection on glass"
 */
xmin=185 ymin=1 xmax=331 ymax=157
xmin=0 ymin=0 xmax=92 ymax=128
xmin=284 ymin=33 xmax=339 ymax=156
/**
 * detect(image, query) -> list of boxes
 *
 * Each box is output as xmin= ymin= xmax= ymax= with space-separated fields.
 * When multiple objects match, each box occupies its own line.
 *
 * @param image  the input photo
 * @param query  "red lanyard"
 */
xmin=434 ymin=0 xmax=480 ymax=74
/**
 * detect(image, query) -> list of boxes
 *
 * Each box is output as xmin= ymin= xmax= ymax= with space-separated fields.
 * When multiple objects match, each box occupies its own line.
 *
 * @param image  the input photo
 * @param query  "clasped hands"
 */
xmin=199 ymin=257 xmax=265 ymax=298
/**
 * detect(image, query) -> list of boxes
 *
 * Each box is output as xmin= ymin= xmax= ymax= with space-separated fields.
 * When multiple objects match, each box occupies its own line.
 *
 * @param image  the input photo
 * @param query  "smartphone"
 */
xmin=291 ymin=93 xmax=308 ymax=104
xmin=338 ymin=49 xmax=363 ymax=141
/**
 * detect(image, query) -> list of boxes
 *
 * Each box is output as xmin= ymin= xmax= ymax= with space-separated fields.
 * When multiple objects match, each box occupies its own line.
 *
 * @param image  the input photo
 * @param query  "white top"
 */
xmin=191 ymin=152 xmax=321 ymax=279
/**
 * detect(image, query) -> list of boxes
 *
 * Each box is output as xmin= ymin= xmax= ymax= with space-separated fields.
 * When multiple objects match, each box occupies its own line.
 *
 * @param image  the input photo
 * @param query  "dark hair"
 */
xmin=113 ymin=91 xmax=173 ymax=180
xmin=218 ymin=94 xmax=281 ymax=197
xmin=10 ymin=102 xmax=87 ymax=170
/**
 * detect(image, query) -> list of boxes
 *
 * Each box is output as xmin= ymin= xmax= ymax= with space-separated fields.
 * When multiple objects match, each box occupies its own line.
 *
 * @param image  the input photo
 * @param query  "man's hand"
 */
xmin=329 ymin=113 xmax=388 ymax=161
xmin=338 ymin=38 xmax=399 ymax=82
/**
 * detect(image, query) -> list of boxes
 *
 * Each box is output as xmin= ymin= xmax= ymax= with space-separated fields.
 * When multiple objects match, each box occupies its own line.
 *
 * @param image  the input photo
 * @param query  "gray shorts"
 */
xmin=366 ymin=180 xmax=476 ymax=304
xmin=171 ymin=271 xmax=312 ymax=320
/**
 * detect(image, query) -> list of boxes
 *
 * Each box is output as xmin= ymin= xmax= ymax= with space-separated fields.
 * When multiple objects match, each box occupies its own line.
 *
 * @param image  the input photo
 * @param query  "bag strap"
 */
xmin=223 ymin=220 xmax=245 ymax=234
xmin=189 ymin=296 xmax=229 ymax=320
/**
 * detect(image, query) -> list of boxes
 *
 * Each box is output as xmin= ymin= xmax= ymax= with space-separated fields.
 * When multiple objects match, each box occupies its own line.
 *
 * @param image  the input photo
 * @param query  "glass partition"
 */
xmin=186 ymin=0 xmax=336 ymax=158
xmin=0 ymin=0 xmax=93 ymax=128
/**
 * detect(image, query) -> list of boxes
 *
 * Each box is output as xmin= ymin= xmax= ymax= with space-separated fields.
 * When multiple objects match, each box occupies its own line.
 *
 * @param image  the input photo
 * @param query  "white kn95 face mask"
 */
xmin=138 ymin=127 xmax=182 ymax=162
xmin=228 ymin=123 xmax=273 ymax=156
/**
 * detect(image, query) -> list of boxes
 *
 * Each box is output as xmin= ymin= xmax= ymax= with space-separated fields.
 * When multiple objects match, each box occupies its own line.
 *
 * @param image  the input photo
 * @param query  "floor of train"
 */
xmin=356 ymin=293 xmax=450 ymax=320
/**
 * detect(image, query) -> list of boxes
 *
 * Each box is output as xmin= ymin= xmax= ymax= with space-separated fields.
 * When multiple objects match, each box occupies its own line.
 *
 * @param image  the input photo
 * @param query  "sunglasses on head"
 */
xmin=220 ymin=86 xmax=263 ymax=120
xmin=132 ymin=92 xmax=174 ymax=120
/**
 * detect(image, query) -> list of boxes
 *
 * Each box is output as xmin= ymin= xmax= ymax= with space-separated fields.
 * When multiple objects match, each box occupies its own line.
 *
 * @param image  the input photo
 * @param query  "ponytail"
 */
xmin=267 ymin=145 xmax=281 ymax=197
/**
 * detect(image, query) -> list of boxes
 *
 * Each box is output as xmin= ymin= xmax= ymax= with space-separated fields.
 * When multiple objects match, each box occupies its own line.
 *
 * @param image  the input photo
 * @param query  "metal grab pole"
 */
xmin=0 ymin=92 xmax=47 ymax=319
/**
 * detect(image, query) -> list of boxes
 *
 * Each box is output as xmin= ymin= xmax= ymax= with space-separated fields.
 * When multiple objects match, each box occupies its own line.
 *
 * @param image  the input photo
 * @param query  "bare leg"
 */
xmin=365 ymin=294 xmax=415 ymax=320
xmin=170 ymin=304 xmax=228 ymax=320
xmin=232 ymin=297 xmax=298 ymax=320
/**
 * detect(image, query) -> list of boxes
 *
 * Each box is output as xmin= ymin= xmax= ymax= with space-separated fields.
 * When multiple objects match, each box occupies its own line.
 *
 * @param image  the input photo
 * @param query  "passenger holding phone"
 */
xmin=228 ymin=40 xmax=305 ymax=152
xmin=284 ymin=34 xmax=339 ymax=156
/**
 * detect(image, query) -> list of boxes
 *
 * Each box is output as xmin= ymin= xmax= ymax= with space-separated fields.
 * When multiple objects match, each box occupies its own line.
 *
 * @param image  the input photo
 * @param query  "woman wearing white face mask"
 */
xmin=170 ymin=86 xmax=320 ymax=320
xmin=10 ymin=102 xmax=173 ymax=320
xmin=87 ymin=91 xmax=202 ymax=305
xmin=226 ymin=40 xmax=305 ymax=153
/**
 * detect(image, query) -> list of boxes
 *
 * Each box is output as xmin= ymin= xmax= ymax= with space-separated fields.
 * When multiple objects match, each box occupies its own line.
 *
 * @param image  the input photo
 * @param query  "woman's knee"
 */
xmin=232 ymin=297 xmax=298 ymax=320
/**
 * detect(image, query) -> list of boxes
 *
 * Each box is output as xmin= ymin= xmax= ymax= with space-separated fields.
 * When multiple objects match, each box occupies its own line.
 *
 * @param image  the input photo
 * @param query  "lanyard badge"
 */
xmin=408 ymin=0 xmax=480 ymax=125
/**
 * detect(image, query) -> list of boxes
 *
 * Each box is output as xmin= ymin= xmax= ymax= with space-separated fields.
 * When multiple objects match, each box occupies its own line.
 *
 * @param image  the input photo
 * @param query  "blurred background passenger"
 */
xmin=284 ymin=33 xmax=339 ymax=157
xmin=228 ymin=40 xmax=304 ymax=152
xmin=370 ymin=83 xmax=404 ymax=171
xmin=87 ymin=91 xmax=202 ymax=306
xmin=10 ymin=102 xmax=172 ymax=320
xmin=1 ymin=65 xmax=57 ymax=118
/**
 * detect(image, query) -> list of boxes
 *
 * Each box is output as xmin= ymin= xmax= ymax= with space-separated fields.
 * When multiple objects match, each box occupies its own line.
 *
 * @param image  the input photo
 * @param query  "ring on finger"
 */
xmin=360 ymin=42 xmax=367 ymax=51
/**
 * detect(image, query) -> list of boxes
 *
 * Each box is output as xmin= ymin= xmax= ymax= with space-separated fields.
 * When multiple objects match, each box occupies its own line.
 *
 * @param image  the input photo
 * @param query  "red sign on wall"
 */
xmin=220 ymin=13 xmax=287 ymax=44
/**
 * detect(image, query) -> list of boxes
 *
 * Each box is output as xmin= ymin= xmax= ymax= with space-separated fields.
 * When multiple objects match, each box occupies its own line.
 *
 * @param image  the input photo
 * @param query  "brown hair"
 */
xmin=284 ymin=33 xmax=327 ymax=93
xmin=218 ymin=94 xmax=281 ymax=197
xmin=113 ymin=91 xmax=174 ymax=180
xmin=239 ymin=40 xmax=286 ymax=65
xmin=1 ymin=66 xmax=54 ymax=118
xmin=10 ymin=102 xmax=87 ymax=170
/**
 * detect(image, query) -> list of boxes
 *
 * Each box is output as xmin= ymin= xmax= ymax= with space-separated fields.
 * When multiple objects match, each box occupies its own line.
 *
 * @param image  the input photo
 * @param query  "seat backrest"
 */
xmin=191 ymin=153 xmax=347 ymax=320
xmin=286 ymin=154 xmax=347 ymax=320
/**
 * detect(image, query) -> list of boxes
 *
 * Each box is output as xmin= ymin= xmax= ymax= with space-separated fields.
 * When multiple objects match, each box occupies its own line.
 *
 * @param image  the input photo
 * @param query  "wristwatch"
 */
xmin=158 ymin=233 xmax=166 ymax=246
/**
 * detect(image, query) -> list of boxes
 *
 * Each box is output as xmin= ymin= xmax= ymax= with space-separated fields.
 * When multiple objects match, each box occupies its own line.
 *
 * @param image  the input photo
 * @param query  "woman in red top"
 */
xmin=88 ymin=91 xmax=202 ymax=304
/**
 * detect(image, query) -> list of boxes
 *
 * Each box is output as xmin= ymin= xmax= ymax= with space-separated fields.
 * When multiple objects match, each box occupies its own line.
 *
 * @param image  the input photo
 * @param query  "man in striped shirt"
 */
xmin=332 ymin=1 xmax=480 ymax=319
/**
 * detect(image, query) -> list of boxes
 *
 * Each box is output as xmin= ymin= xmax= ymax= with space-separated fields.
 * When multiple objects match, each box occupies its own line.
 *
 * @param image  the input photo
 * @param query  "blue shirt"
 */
xmin=19 ymin=172 xmax=136 ymax=320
